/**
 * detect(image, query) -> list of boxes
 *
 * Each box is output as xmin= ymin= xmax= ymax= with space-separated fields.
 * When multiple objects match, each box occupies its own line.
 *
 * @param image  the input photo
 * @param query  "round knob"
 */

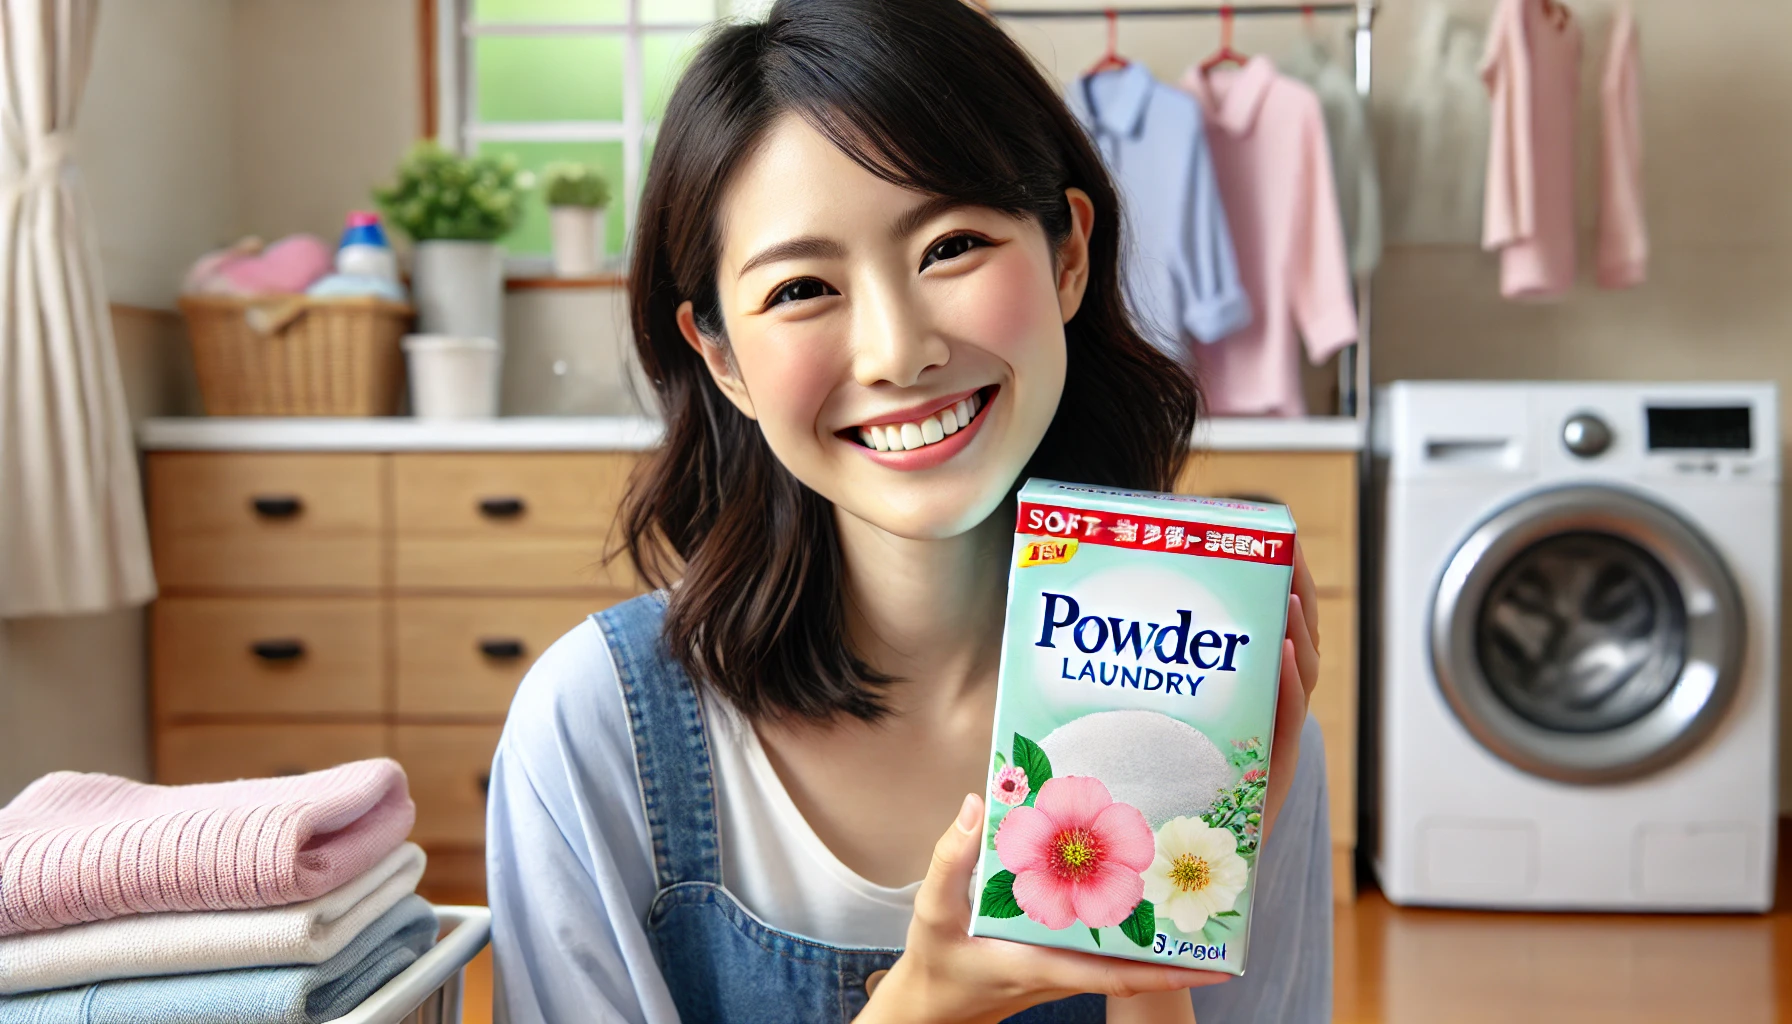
xmin=1562 ymin=413 xmax=1612 ymax=458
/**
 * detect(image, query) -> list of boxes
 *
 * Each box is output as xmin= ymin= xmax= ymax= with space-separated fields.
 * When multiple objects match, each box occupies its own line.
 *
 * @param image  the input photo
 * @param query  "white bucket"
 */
xmin=403 ymin=335 xmax=501 ymax=420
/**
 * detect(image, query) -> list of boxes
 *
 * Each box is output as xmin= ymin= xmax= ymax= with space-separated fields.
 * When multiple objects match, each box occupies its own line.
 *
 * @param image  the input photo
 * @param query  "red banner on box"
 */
xmin=1015 ymin=502 xmax=1294 ymax=566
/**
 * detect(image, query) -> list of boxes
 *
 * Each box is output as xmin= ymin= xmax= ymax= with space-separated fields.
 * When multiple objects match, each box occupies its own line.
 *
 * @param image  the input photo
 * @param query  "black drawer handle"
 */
xmin=479 ymin=497 xmax=526 ymax=519
xmin=251 ymin=495 xmax=304 ymax=518
xmin=251 ymin=639 xmax=307 ymax=661
xmin=477 ymin=772 xmax=491 ymax=798
xmin=479 ymin=638 xmax=526 ymax=660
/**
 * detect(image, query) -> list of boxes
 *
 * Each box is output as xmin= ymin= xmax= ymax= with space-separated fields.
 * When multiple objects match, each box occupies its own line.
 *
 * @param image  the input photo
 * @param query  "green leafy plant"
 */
xmin=372 ymin=141 xmax=531 ymax=242
xmin=543 ymin=161 xmax=612 ymax=209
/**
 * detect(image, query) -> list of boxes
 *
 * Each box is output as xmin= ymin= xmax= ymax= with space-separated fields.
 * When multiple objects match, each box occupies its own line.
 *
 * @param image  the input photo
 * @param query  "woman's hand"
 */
xmin=855 ymin=795 xmax=1227 ymax=1024
xmin=1261 ymin=539 xmax=1321 ymax=842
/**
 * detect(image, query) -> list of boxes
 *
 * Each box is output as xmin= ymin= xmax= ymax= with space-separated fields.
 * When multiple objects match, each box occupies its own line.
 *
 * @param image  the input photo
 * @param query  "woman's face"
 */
xmin=680 ymin=113 xmax=1095 ymax=540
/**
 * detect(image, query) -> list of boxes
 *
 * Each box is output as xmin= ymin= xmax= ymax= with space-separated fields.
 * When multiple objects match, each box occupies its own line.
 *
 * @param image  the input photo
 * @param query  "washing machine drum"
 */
xmin=1430 ymin=484 xmax=1746 ymax=784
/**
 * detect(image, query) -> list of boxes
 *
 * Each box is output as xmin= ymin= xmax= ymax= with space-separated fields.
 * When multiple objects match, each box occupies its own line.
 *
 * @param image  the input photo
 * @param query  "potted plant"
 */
xmin=543 ymin=162 xmax=612 ymax=277
xmin=373 ymin=141 xmax=530 ymax=344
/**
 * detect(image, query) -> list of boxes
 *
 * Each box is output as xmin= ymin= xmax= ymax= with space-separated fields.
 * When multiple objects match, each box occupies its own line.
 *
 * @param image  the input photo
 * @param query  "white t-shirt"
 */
xmin=703 ymin=687 xmax=920 ymax=947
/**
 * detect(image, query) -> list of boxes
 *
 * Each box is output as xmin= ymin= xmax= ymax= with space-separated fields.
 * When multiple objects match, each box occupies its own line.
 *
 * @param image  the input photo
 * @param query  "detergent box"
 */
xmin=968 ymin=478 xmax=1296 ymax=976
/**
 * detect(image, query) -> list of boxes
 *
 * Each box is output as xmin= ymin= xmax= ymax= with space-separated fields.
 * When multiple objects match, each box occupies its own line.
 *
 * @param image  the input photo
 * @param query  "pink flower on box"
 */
xmin=994 ymin=776 xmax=1153 ymax=929
xmin=1242 ymin=768 xmax=1266 ymax=783
xmin=992 ymin=766 xmax=1030 ymax=807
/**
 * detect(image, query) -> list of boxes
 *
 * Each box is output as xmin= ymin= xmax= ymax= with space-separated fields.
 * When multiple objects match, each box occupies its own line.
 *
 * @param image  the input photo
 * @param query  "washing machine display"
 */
xmin=1430 ymin=485 xmax=1746 ymax=785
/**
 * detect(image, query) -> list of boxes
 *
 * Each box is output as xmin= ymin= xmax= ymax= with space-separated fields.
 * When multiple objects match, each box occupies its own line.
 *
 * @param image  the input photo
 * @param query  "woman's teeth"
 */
xmin=857 ymin=393 xmax=983 ymax=452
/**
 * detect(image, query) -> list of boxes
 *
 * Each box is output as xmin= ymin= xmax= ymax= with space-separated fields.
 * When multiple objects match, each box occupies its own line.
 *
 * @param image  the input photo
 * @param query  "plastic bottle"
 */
xmin=336 ymin=211 xmax=398 ymax=282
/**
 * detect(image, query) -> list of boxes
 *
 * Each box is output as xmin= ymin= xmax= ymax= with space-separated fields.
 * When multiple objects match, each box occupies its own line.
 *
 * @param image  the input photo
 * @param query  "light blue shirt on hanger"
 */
xmin=1066 ymin=61 xmax=1252 ymax=357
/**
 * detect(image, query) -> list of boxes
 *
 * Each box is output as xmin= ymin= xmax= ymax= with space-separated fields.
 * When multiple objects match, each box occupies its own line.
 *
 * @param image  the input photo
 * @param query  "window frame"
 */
xmin=429 ymin=0 xmax=712 ymax=277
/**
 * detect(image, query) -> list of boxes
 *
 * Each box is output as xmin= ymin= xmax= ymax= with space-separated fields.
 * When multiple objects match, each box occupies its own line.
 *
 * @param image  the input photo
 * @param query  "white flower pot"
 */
xmin=412 ymin=240 xmax=503 ymax=344
xmin=403 ymin=335 xmax=501 ymax=420
xmin=549 ymin=205 xmax=607 ymax=277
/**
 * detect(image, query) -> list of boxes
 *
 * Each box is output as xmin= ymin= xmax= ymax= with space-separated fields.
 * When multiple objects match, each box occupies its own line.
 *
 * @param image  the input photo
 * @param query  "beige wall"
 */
xmin=232 ymin=0 xmax=419 ymax=244
xmin=80 ymin=0 xmax=238 ymax=308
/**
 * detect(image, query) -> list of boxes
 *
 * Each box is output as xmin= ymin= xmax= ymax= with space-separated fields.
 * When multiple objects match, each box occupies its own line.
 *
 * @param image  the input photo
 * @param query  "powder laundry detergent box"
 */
xmin=969 ymin=478 xmax=1296 ymax=976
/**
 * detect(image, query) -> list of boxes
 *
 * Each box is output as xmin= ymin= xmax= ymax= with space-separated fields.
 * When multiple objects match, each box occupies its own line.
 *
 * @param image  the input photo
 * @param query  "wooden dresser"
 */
xmin=141 ymin=417 xmax=1361 ymax=900
xmin=142 ymin=420 xmax=655 ymax=890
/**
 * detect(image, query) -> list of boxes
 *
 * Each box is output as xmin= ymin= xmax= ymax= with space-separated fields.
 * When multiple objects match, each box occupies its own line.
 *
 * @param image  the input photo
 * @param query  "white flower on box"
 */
xmin=1142 ymin=816 xmax=1249 ymax=933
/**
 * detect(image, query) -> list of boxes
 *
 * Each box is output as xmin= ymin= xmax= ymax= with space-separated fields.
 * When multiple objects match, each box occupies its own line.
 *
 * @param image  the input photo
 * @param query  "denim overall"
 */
xmin=597 ymin=593 xmax=1104 ymax=1023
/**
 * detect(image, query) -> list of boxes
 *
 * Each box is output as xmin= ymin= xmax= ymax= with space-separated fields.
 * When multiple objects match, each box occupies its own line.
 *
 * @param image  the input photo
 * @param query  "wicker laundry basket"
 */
xmin=179 ymin=295 xmax=413 ymax=416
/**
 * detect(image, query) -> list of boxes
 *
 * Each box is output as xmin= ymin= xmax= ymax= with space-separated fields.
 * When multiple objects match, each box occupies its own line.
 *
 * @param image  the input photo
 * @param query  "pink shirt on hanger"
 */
xmin=1481 ymin=0 xmax=1582 ymax=299
xmin=1177 ymin=57 xmax=1356 ymax=418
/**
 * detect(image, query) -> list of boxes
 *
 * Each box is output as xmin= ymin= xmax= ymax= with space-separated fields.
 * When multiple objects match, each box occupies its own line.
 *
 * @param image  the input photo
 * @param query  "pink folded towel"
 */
xmin=0 ymin=759 xmax=415 ymax=937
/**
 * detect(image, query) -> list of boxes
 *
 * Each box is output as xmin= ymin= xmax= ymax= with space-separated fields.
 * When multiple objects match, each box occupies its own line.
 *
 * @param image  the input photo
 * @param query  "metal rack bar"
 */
xmin=995 ymin=3 xmax=1364 ymax=16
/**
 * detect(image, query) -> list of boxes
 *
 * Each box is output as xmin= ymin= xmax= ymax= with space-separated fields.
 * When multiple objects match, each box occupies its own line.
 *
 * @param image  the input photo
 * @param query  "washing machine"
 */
xmin=1371 ymin=381 xmax=1779 ymax=911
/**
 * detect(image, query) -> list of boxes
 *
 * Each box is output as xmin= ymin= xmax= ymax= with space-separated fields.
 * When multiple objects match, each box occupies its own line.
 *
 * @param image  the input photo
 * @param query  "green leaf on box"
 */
xmin=1119 ymin=899 xmax=1156 ymax=948
xmin=979 ymin=870 xmax=1023 ymax=919
xmin=1012 ymin=733 xmax=1052 ymax=796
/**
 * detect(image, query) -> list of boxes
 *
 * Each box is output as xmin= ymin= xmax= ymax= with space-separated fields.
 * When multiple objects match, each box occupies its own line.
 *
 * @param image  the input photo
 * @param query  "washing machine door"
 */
xmin=1430 ymin=484 xmax=1746 ymax=783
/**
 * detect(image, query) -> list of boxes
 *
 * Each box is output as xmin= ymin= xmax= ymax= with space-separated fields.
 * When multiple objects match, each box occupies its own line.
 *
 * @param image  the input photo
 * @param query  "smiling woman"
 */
xmin=483 ymin=0 xmax=1331 ymax=1021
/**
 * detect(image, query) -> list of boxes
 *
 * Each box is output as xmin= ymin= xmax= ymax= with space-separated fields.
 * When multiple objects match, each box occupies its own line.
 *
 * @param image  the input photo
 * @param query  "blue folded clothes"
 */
xmin=0 ymin=895 xmax=437 ymax=1024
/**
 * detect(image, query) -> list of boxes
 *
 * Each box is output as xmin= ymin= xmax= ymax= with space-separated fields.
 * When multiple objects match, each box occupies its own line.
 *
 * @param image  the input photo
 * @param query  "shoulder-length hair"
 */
xmin=621 ymin=0 xmax=1200 ymax=723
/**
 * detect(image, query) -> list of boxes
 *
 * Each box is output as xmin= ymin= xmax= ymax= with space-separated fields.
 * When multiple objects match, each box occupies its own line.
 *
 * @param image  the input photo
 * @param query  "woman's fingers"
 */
xmin=1287 ymin=594 xmax=1319 ymax=701
xmin=1291 ymin=540 xmax=1319 ymax=651
xmin=913 ymin=793 xmax=984 ymax=930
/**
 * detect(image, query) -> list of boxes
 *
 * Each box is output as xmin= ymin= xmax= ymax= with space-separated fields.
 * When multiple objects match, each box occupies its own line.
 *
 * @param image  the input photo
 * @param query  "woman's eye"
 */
xmin=769 ymin=278 xmax=836 ymax=307
xmin=920 ymin=234 xmax=988 ymax=271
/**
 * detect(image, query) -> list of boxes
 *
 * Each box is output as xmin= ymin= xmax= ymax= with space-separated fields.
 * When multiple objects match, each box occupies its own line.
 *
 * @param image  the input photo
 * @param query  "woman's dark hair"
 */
xmin=621 ymin=0 xmax=1200 ymax=723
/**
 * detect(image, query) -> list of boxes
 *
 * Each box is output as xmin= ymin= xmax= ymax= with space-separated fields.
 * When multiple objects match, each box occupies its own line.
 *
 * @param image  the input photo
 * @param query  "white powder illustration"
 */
xmin=1039 ymin=709 xmax=1232 ymax=826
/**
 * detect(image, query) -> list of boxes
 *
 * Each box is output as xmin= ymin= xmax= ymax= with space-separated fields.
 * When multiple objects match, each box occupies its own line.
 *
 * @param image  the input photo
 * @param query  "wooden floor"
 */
xmin=430 ymin=840 xmax=1792 ymax=1023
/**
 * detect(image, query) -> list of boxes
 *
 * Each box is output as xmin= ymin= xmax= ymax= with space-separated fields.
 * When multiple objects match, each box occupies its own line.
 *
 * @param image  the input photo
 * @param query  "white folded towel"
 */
xmin=0 ymin=842 xmax=426 ymax=994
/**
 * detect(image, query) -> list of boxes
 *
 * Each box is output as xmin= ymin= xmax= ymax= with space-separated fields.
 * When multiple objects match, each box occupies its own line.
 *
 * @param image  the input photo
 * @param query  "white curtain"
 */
xmin=0 ymin=0 xmax=154 ymax=618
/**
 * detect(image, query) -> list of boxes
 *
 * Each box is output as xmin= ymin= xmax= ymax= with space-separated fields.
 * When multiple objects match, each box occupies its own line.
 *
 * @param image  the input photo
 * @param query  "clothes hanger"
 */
xmin=1199 ymin=6 xmax=1249 ymax=75
xmin=1086 ymin=9 xmax=1129 ymax=75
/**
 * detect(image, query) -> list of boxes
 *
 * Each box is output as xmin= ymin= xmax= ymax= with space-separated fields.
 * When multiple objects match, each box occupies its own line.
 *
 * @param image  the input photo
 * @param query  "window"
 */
xmin=435 ymin=0 xmax=756 ymax=272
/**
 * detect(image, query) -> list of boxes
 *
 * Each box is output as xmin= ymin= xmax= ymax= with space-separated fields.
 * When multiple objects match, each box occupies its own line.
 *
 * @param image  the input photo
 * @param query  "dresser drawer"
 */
xmin=156 ymin=723 xmax=386 ymax=784
xmin=393 ymin=725 xmax=503 ymax=846
xmin=394 ymin=536 xmax=640 ymax=593
xmin=392 ymin=453 xmax=636 ymax=533
xmin=149 ymin=453 xmax=385 ymax=533
xmin=149 ymin=453 xmax=385 ymax=590
xmin=395 ymin=597 xmax=606 ymax=716
xmin=153 ymin=597 xmax=386 ymax=718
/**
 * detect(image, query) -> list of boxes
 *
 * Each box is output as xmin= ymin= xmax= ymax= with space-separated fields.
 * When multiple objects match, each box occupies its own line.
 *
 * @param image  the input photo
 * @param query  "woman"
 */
xmin=485 ymin=0 xmax=1330 ymax=1020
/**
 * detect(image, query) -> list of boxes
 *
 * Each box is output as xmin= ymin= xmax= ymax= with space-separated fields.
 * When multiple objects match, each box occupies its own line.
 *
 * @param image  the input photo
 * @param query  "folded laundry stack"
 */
xmin=0 ymin=759 xmax=434 ymax=1024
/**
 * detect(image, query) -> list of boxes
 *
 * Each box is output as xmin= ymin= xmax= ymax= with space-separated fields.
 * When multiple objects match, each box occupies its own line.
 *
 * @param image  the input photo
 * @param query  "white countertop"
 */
xmin=138 ymin=415 xmax=1364 ymax=453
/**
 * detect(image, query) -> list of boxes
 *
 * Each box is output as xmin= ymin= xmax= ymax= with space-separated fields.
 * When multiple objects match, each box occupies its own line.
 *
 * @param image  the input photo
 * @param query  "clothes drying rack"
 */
xmin=990 ymin=1 xmax=1379 ymax=428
